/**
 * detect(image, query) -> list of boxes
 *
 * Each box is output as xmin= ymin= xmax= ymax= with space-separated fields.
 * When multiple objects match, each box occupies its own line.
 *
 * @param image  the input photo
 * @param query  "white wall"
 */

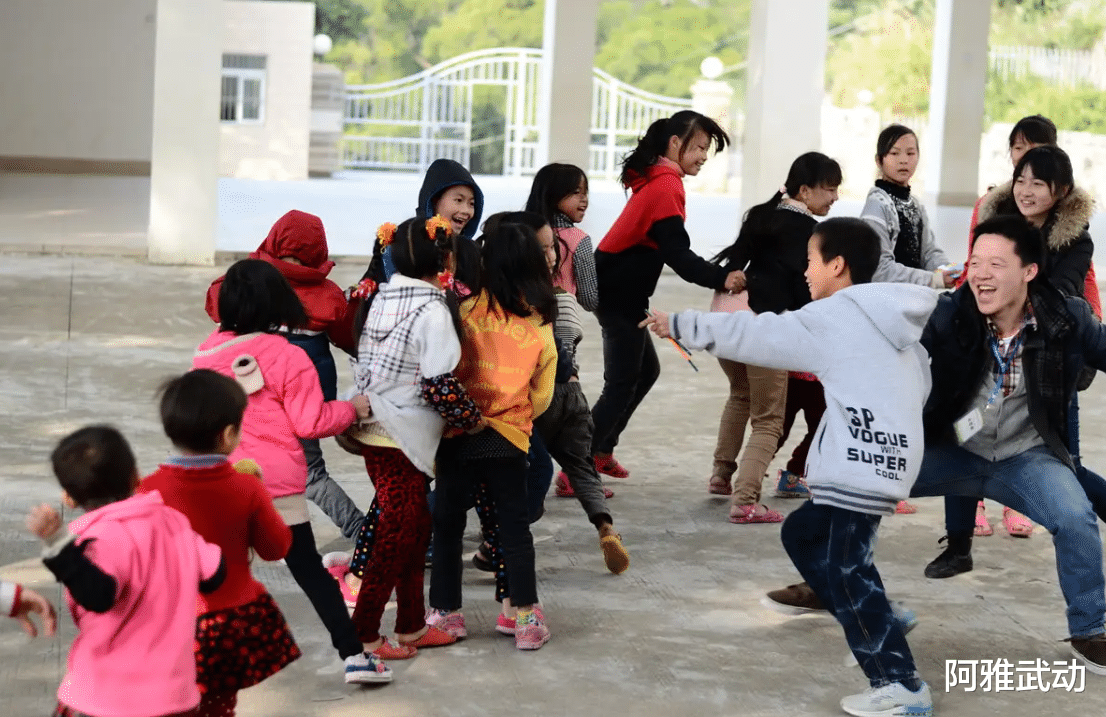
xmin=220 ymin=0 xmax=314 ymax=181
xmin=0 ymin=0 xmax=156 ymax=165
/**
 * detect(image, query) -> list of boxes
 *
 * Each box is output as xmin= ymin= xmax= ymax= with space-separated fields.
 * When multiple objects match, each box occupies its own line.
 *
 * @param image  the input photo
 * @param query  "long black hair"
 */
xmin=352 ymin=217 xmax=464 ymax=354
xmin=712 ymin=152 xmax=842 ymax=266
xmin=525 ymin=163 xmax=588 ymax=228
xmin=997 ymin=145 xmax=1075 ymax=223
xmin=1009 ymin=114 xmax=1057 ymax=149
xmin=482 ymin=209 xmax=559 ymax=275
xmin=619 ymin=110 xmax=729 ymax=187
xmin=477 ymin=211 xmax=556 ymax=325
xmin=218 ymin=259 xmax=307 ymax=335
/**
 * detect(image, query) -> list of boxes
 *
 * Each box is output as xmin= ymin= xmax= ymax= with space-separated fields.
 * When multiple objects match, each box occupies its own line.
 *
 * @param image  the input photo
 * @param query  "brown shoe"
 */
xmin=761 ymin=582 xmax=827 ymax=616
xmin=1069 ymin=634 xmax=1106 ymax=675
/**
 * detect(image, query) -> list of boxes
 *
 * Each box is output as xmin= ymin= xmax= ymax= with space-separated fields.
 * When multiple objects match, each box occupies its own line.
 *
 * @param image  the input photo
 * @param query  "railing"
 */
xmin=990 ymin=45 xmax=1104 ymax=89
xmin=342 ymin=47 xmax=692 ymax=178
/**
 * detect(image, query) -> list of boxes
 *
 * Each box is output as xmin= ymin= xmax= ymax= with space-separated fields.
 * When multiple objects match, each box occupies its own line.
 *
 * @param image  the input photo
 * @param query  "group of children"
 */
xmin=8 ymin=108 xmax=1101 ymax=717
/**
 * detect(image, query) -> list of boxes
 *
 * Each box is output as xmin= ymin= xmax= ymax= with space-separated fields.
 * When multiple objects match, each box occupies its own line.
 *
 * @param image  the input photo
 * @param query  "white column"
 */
xmin=690 ymin=78 xmax=734 ymax=193
xmin=927 ymin=0 xmax=992 ymax=207
xmin=742 ymin=0 xmax=829 ymax=213
xmin=147 ymin=0 xmax=221 ymax=265
xmin=538 ymin=0 xmax=599 ymax=171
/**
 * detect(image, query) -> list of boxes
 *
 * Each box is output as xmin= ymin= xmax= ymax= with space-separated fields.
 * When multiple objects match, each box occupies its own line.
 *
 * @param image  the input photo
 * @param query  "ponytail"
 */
xmin=619 ymin=110 xmax=729 ymax=188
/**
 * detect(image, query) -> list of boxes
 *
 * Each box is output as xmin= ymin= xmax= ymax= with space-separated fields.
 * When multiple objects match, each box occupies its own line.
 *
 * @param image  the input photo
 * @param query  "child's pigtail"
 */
xmin=619 ymin=117 xmax=671 ymax=187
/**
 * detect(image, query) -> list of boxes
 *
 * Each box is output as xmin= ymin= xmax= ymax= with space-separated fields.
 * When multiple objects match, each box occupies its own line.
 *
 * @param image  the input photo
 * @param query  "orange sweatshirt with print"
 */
xmin=456 ymin=290 xmax=556 ymax=452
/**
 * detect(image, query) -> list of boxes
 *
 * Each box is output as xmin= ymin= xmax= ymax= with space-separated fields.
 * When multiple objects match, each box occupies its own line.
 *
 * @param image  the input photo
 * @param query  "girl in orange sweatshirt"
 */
xmin=426 ymin=212 xmax=557 ymax=651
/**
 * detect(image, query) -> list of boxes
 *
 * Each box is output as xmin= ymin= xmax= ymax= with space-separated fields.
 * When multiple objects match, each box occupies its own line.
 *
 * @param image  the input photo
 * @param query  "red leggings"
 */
xmin=350 ymin=445 xmax=432 ymax=642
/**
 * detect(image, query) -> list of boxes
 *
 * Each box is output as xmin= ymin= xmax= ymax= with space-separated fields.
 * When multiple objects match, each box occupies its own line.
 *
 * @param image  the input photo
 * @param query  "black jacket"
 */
xmin=921 ymin=281 xmax=1106 ymax=471
xmin=722 ymin=208 xmax=815 ymax=314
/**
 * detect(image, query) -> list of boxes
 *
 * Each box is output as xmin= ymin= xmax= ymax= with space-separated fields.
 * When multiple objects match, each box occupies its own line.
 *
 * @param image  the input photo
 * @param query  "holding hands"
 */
xmin=639 ymin=310 xmax=672 ymax=339
xmin=724 ymin=270 xmax=746 ymax=294
xmin=11 ymin=587 xmax=57 ymax=637
xmin=350 ymin=394 xmax=372 ymax=420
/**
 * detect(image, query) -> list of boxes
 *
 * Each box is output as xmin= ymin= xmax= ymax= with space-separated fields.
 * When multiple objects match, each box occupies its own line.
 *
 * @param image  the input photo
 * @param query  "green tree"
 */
xmin=421 ymin=0 xmax=544 ymax=64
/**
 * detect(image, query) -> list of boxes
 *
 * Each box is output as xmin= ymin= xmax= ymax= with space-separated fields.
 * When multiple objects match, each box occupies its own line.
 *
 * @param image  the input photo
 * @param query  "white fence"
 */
xmin=990 ymin=44 xmax=1106 ymax=89
xmin=343 ymin=48 xmax=691 ymax=179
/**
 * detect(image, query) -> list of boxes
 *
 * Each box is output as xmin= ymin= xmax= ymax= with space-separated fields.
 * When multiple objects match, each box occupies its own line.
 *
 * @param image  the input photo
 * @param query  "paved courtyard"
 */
xmin=1 ymin=254 xmax=1105 ymax=716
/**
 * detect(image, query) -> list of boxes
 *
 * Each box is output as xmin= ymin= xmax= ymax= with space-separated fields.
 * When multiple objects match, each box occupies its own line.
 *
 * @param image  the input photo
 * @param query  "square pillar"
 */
xmin=538 ymin=0 xmax=599 ymax=171
xmin=147 ymin=0 xmax=221 ymax=265
xmin=926 ymin=0 xmax=992 ymax=207
xmin=742 ymin=0 xmax=829 ymax=212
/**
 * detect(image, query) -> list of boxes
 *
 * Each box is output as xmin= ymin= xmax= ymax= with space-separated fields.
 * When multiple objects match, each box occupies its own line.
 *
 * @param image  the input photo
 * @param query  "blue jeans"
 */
xmin=781 ymin=500 xmax=921 ymax=689
xmin=912 ymin=444 xmax=1106 ymax=637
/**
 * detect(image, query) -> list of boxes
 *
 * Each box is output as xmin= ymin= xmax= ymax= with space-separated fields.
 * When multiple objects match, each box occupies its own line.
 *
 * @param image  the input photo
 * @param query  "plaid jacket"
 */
xmin=922 ymin=281 xmax=1106 ymax=471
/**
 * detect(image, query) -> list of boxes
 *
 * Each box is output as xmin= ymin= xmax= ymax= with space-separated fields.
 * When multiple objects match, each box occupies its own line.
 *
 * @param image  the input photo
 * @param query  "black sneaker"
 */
xmin=1069 ymin=634 xmax=1106 ymax=675
xmin=923 ymin=534 xmax=973 ymax=579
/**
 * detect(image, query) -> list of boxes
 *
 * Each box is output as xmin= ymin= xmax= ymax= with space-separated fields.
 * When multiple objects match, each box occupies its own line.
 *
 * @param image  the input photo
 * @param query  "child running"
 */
xmin=428 ymin=212 xmax=558 ymax=650
xmin=191 ymin=258 xmax=391 ymax=685
xmin=525 ymin=162 xmax=598 ymax=313
xmin=28 ymin=425 xmax=225 ymax=717
xmin=591 ymin=110 xmax=742 ymax=479
xmin=643 ymin=218 xmax=937 ymax=716
xmin=343 ymin=216 xmax=485 ymax=659
xmin=205 ymin=209 xmax=365 ymax=541
xmin=140 ymin=369 xmax=299 ymax=716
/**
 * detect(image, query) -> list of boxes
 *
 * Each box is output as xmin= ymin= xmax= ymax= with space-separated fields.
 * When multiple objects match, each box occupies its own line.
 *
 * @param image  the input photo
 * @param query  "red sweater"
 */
xmin=140 ymin=461 xmax=292 ymax=614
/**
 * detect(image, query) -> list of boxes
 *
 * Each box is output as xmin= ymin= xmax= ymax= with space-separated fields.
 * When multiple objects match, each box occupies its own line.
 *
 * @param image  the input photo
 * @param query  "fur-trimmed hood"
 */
xmin=978 ymin=180 xmax=1095 ymax=251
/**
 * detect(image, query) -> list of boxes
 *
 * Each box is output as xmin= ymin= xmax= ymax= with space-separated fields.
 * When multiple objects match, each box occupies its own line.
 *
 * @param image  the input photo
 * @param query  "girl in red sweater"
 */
xmin=141 ymin=369 xmax=299 ymax=717
xmin=591 ymin=111 xmax=742 ymax=478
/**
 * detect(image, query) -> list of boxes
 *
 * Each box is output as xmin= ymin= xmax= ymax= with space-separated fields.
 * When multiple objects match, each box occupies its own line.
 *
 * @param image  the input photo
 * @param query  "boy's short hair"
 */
xmin=812 ymin=217 xmax=881 ymax=285
xmin=51 ymin=426 xmax=137 ymax=510
xmin=159 ymin=370 xmax=247 ymax=453
xmin=972 ymin=215 xmax=1045 ymax=268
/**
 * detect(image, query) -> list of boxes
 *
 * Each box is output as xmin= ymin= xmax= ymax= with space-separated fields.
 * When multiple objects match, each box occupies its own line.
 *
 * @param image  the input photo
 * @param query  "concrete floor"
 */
xmin=1 ymin=255 xmax=1105 ymax=716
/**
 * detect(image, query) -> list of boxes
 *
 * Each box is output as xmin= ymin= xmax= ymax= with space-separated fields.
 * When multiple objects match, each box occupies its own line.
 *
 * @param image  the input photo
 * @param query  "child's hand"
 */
xmin=639 ymin=311 xmax=672 ymax=339
xmin=351 ymin=394 xmax=372 ymax=420
xmin=26 ymin=504 xmax=62 ymax=542
xmin=724 ymin=270 xmax=746 ymax=294
xmin=11 ymin=587 xmax=57 ymax=638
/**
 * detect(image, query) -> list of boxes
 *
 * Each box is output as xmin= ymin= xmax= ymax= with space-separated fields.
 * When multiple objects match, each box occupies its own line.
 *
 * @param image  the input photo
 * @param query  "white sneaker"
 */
xmin=840 ymin=681 xmax=932 ymax=717
xmin=344 ymin=652 xmax=393 ymax=684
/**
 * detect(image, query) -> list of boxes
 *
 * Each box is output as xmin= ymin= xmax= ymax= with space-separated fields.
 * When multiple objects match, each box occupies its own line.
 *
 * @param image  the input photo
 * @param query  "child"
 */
xmin=428 ymin=213 xmax=558 ymax=650
xmin=525 ymin=162 xmax=598 ymax=312
xmin=642 ymin=218 xmax=937 ymax=716
xmin=205 ymin=209 xmax=366 ymax=541
xmin=383 ymin=158 xmax=484 ymax=281
xmin=340 ymin=216 xmax=487 ymax=660
xmin=140 ymin=369 xmax=300 ymax=716
xmin=191 ymin=259 xmax=391 ymax=685
xmin=706 ymin=151 xmax=842 ymax=523
xmin=0 ymin=581 xmax=56 ymax=637
xmin=591 ymin=110 xmax=742 ymax=479
xmin=28 ymin=425 xmax=225 ymax=717
xmin=485 ymin=211 xmax=629 ymax=575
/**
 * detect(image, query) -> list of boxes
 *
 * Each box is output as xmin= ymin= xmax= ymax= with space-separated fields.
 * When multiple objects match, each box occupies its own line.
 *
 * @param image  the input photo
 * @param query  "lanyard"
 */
xmin=985 ymin=330 xmax=1024 ymax=407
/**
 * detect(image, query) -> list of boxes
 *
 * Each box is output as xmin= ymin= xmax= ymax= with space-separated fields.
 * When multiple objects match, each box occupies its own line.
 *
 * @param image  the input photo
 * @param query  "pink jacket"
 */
xmin=192 ymin=330 xmax=356 ymax=498
xmin=553 ymin=226 xmax=586 ymax=297
xmin=59 ymin=491 xmax=222 ymax=717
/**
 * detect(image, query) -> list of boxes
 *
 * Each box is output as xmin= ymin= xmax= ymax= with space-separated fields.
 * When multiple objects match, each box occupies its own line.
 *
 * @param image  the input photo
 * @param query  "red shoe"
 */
xmin=594 ymin=454 xmax=630 ymax=478
xmin=895 ymin=500 xmax=918 ymax=514
xmin=556 ymin=471 xmax=615 ymax=499
xmin=398 ymin=625 xmax=457 ymax=648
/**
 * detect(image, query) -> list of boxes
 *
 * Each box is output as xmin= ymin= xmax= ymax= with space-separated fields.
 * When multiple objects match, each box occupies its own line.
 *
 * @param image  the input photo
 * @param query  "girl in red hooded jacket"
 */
xmin=205 ymin=210 xmax=366 ymax=541
xmin=590 ymin=111 xmax=742 ymax=479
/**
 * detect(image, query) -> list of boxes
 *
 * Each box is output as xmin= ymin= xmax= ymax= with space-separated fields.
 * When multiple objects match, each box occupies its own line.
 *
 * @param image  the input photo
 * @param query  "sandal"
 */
xmin=894 ymin=500 xmax=918 ymax=514
xmin=398 ymin=625 xmax=457 ymax=648
xmin=974 ymin=501 xmax=993 ymax=537
xmin=555 ymin=471 xmax=615 ymax=499
xmin=708 ymin=476 xmax=732 ymax=496
xmin=1002 ymin=506 xmax=1034 ymax=538
xmin=729 ymin=503 xmax=784 ymax=524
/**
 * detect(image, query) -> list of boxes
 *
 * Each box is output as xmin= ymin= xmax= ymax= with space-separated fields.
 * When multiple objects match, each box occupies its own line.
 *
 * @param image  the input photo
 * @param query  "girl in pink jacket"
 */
xmin=192 ymin=259 xmax=391 ymax=685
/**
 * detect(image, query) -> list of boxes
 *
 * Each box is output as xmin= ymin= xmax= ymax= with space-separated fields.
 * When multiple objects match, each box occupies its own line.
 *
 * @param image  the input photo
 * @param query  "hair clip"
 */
xmin=437 ymin=269 xmax=455 ymax=293
xmin=350 ymin=277 xmax=378 ymax=299
xmin=376 ymin=222 xmax=397 ymax=248
xmin=425 ymin=215 xmax=452 ymax=238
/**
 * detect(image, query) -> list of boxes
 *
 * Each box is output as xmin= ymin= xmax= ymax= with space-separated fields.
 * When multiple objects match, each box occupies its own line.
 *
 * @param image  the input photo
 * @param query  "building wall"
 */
xmin=0 ymin=0 xmax=157 ymax=173
xmin=220 ymin=0 xmax=314 ymax=181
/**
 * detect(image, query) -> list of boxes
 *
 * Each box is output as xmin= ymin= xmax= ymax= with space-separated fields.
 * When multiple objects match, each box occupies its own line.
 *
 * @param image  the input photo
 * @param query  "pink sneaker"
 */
xmin=495 ymin=613 xmax=516 ymax=636
xmin=514 ymin=608 xmax=550 ymax=650
xmin=322 ymin=552 xmax=358 ymax=607
xmin=425 ymin=608 xmax=467 ymax=639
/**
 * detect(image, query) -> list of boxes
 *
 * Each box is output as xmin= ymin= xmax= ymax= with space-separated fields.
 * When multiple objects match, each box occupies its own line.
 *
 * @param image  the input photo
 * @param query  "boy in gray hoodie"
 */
xmin=642 ymin=217 xmax=938 ymax=717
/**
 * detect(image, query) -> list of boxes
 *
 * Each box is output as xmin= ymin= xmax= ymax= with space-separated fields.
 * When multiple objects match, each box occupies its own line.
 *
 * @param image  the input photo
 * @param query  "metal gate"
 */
xmin=343 ymin=47 xmax=692 ymax=179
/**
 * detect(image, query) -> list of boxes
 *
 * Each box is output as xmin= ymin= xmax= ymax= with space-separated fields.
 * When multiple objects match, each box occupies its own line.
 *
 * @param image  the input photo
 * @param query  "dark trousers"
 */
xmin=527 ymin=434 xmax=553 ymax=523
xmin=284 ymin=522 xmax=363 ymax=659
xmin=591 ymin=307 xmax=660 ymax=455
xmin=781 ymin=500 xmax=921 ymax=690
xmin=350 ymin=447 xmax=431 ymax=643
xmin=536 ymin=381 xmax=612 ymax=525
xmin=430 ymin=438 xmax=537 ymax=610
xmin=776 ymin=377 xmax=826 ymax=476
